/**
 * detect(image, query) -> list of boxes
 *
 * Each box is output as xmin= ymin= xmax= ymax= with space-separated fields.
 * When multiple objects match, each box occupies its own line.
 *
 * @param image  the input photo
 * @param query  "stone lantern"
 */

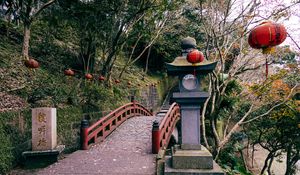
xmin=164 ymin=37 xmax=224 ymax=174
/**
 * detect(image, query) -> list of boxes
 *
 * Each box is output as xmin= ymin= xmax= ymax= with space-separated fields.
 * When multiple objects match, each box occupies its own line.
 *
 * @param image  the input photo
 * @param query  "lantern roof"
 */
xmin=166 ymin=56 xmax=217 ymax=76
xmin=181 ymin=37 xmax=197 ymax=50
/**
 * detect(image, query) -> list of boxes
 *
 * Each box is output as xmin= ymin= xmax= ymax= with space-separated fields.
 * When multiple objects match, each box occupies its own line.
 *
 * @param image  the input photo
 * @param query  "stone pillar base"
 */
xmin=22 ymin=145 xmax=64 ymax=168
xmin=165 ymin=156 xmax=225 ymax=175
xmin=172 ymin=146 xmax=213 ymax=169
xmin=181 ymin=144 xmax=202 ymax=150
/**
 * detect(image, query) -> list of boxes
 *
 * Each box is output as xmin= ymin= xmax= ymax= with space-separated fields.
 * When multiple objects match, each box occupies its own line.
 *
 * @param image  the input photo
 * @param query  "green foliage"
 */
xmin=225 ymin=80 xmax=243 ymax=95
xmin=219 ymin=133 xmax=251 ymax=175
xmin=28 ymin=75 xmax=69 ymax=106
xmin=0 ymin=110 xmax=31 ymax=174
xmin=0 ymin=124 xmax=13 ymax=174
xmin=272 ymin=46 xmax=297 ymax=65
xmin=217 ymin=80 xmax=245 ymax=120
xmin=245 ymin=91 xmax=300 ymax=174
xmin=56 ymin=107 xmax=83 ymax=153
xmin=81 ymin=83 xmax=119 ymax=113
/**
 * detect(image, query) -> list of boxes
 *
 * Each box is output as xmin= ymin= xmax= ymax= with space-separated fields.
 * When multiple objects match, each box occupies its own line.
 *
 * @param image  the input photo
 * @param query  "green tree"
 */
xmin=2 ymin=0 xmax=56 ymax=59
xmin=246 ymin=87 xmax=300 ymax=175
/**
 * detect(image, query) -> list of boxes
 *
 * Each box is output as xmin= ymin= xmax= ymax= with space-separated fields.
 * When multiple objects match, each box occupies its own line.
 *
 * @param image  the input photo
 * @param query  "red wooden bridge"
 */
xmin=33 ymin=99 xmax=180 ymax=175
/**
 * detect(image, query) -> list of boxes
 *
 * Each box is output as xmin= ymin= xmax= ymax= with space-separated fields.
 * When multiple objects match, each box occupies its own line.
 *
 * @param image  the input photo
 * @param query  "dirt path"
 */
xmin=247 ymin=145 xmax=300 ymax=175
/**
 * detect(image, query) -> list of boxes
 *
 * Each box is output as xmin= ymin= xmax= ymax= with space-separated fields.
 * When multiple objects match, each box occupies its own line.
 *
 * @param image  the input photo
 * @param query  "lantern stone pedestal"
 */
xmin=22 ymin=107 xmax=64 ymax=168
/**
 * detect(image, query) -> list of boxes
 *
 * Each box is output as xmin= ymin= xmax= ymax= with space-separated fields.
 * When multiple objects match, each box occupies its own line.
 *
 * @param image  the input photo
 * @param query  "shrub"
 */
xmin=0 ymin=124 xmax=13 ymax=174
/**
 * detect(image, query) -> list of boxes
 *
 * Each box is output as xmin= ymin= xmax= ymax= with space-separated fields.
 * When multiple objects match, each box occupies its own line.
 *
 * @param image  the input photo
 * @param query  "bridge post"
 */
xmin=131 ymin=95 xmax=136 ymax=115
xmin=152 ymin=120 xmax=160 ymax=154
xmin=81 ymin=119 xmax=89 ymax=150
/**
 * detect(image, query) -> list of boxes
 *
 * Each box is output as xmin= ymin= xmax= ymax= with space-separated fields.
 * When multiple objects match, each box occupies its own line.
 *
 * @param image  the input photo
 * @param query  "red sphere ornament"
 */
xmin=64 ymin=69 xmax=75 ymax=76
xmin=248 ymin=21 xmax=287 ymax=53
xmin=99 ymin=75 xmax=105 ymax=81
xmin=85 ymin=73 xmax=93 ymax=80
xmin=24 ymin=58 xmax=39 ymax=69
xmin=186 ymin=49 xmax=204 ymax=64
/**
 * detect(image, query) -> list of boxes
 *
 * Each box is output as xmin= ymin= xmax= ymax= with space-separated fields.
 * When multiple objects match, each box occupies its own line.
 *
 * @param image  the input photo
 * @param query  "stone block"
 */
xmin=32 ymin=107 xmax=57 ymax=151
xmin=172 ymin=148 xmax=213 ymax=169
xmin=181 ymin=144 xmax=202 ymax=150
xmin=22 ymin=145 xmax=64 ymax=168
xmin=165 ymin=156 xmax=225 ymax=175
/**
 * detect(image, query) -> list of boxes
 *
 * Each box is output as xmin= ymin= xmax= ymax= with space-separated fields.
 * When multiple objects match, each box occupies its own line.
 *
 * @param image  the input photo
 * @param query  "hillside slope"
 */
xmin=0 ymin=19 xmax=175 ymax=174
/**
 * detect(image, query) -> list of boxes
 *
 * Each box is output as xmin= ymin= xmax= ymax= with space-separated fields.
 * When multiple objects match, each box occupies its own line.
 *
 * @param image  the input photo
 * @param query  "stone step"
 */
xmin=172 ymin=148 xmax=213 ymax=169
xmin=156 ymin=113 xmax=166 ymax=118
xmin=164 ymin=156 xmax=225 ymax=175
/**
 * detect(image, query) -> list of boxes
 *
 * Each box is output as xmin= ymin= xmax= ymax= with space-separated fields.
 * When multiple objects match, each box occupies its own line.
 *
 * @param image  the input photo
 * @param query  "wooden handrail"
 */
xmin=81 ymin=101 xmax=152 ymax=150
xmin=152 ymin=103 xmax=180 ymax=154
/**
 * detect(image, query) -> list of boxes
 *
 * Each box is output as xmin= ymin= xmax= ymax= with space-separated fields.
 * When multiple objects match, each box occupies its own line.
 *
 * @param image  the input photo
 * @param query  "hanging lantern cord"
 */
xmin=265 ymin=56 xmax=268 ymax=79
xmin=192 ymin=63 xmax=196 ymax=76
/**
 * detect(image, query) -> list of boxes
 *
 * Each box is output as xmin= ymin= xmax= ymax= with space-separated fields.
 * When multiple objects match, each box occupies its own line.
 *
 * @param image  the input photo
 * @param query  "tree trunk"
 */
xmin=104 ymin=53 xmax=119 ymax=87
xmin=118 ymin=36 xmax=141 ymax=78
xmin=201 ymin=75 xmax=212 ymax=149
xmin=80 ymin=36 xmax=96 ymax=72
xmin=240 ymin=149 xmax=248 ymax=172
xmin=267 ymin=155 xmax=274 ymax=175
xmin=252 ymin=144 xmax=255 ymax=168
xmin=285 ymin=145 xmax=292 ymax=175
xmin=260 ymin=152 xmax=273 ymax=175
xmin=102 ymin=51 xmax=116 ymax=77
xmin=22 ymin=23 xmax=31 ymax=59
xmin=144 ymin=46 xmax=151 ymax=74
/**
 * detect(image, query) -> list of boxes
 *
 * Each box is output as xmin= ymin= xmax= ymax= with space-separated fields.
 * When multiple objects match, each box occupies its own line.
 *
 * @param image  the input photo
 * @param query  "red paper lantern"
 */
xmin=24 ymin=58 xmax=39 ymax=69
xmin=99 ymin=75 xmax=105 ymax=81
xmin=85 ymin=73 xmax=93 ymax=80
xmin=64 ymin=69 xmax=75 ymax=76
xmin=186 ymin=49 xmax=204 ymax=64
xmin=248 ymin=21 xmax=287 ymax=79
xmin=248 ymin=21 xmax=287 ymax=52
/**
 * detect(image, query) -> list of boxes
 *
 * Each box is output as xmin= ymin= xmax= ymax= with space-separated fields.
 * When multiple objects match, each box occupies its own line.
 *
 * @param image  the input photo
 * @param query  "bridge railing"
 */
xmin=81 ymin=101 xmax=152 ymax=150
xmin=152 ymin=103 xmax=180 ymax=154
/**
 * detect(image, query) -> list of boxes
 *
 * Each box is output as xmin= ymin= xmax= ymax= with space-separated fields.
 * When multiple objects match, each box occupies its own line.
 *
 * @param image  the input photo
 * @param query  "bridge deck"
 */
xmin=36 ymin=116 xmax=156 ymax=175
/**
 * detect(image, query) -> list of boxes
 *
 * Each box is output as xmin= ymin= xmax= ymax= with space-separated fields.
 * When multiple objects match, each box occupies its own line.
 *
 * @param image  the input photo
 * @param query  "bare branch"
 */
xmin=287 ymin=32 xmax=300 ymax=51
xmin=219 ymin=104 xmax=254 ymax=149
xmin=31 ymin=0 xmax=56 ymax=19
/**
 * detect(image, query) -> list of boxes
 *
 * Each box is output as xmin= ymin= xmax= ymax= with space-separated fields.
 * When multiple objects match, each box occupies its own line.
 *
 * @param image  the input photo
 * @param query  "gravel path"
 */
xmin=32 ymin=116 xmax=156 ymax=175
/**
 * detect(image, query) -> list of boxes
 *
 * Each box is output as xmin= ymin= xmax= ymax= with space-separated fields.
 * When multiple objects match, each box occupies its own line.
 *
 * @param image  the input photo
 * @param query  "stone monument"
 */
xmin=22 ymin=107 xmax=64 ymax=168
xmin=32 ymin=108 xmax=57 ymax=150
xmin=164 ymin=37 xmax=225 ymax=174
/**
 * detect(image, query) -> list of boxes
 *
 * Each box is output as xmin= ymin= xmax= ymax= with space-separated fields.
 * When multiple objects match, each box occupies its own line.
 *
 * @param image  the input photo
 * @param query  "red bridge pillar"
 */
xmin=81 ymin=119 xmax=89 ymax=150
xmin=152 ymin=120 xmax=160 ymax=154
